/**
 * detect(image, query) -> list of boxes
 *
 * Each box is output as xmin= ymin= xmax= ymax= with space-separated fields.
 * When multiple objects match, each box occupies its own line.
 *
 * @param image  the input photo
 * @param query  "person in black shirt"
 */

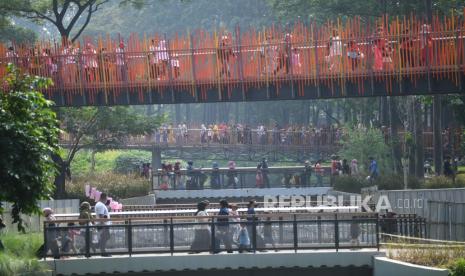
xmin=216 ymin=200 xmax=233 ymax=253
xmin=443 ymin=156 xmax=455 ymax=181
xmin=301 ymin=160 xmax=312 ymax=187
xmin=261 ymin=158 xmax=270 ymax=188
xmin=342 ymin=159 xmax=351 ymax=175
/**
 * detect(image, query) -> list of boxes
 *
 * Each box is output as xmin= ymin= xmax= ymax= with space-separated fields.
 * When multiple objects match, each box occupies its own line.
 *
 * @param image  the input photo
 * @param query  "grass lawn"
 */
xmin=0 ymin=232 xmax=49 ymax=275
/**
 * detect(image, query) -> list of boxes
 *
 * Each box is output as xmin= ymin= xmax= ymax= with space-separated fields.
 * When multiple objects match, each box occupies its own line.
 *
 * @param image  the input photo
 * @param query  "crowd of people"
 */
xmin=39 ymin=197 xmax=379 ymax=258
xmin=2 ymin=39 xmax=181 ymax=86
xmin=40 ymin=193 xmax=112 ymax=259
xmin=190 ymin=199 xmax=278 ymax=253
xmin=152 ymin=123 xmax=344 ymax=147
xmin=1 ymin=18 xmax=453 ymax=91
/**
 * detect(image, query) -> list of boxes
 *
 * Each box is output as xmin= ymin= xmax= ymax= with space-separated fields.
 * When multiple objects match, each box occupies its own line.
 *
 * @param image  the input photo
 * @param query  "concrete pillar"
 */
xmin=151 ymin=146 xmax=162 ymax=171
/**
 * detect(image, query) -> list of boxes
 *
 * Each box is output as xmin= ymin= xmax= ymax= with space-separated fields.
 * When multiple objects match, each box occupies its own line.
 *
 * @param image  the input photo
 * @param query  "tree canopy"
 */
xmin=0 ymin=0 xmax=145 ymax=42
xmin=53 ymin=106 xmax=164 ymax=197
xmin=0 ymin=65 xmax=60 ymax=231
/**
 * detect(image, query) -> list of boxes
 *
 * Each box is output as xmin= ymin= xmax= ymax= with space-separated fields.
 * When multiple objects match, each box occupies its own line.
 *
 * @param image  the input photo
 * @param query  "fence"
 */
xmin=43 ymin=213 xmax=380 ymax=258
xmin=372 ymin=188 xmax=465 ymax=240
xmin=152 ymin=166 xmax=333 ymax=191
xmin=427 ymin=201 xmax=465 ymax=241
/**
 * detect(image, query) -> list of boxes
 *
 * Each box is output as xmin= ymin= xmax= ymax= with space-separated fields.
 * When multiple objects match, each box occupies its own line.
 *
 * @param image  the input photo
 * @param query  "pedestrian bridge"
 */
xmin=42 ymin=213 xmax=427 ymax=275
xmin=1 ymin=13 xmax=464 ymax=106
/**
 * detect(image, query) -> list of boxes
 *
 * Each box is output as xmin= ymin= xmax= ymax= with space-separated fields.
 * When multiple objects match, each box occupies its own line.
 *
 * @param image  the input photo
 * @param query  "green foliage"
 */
xmin=450 ymin=258 xmax=465 ymax=276
xmin=334 ymin=173 xmax=422 ymax=192
xmin=66 ymin=172 xmax=151 ymax=201
xmin=374 ymin=174 xmax=422 ymax=190
xmin=0 ymin=254 xmax=49 ymax=276
xmin=338 ymin=127 xmax=391 ymax=174
xmin=1 ymin=233 xmax=43 ymax=258
xmin=84 ymin=0 xmax=275 ymax=37
xmin=423 ymin=175 xmax=464 ymax=189
xmin=0 ymin=0 xmax=147 ymax=42
xmin=333 ymin=175 xmax=369 ymax=193
xmin=267 ymin=0 xmax=465 ymax=23
xmin=0 ymin=233 xmax=48 ymax=275
xmin=0 ymin=16 xmax=35 ymax=44
xmin=114 ymin=151 xmax=151 ymax=174
xmin=0 ymin=64 xmax=59 ymax=232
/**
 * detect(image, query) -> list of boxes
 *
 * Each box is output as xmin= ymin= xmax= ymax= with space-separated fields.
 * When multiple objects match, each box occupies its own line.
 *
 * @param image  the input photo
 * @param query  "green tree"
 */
xmin=55 ymin=106 xmax=164 ymax=197
xmin=267 ymin=0 xmax=464 ymax=22
xmin=338 ymin=127 xmax=391 ymax=174
xmin=0 ymin=0 xmax=145 ymax=42
xmin=0 ymin=65 xmax=60 ymax=231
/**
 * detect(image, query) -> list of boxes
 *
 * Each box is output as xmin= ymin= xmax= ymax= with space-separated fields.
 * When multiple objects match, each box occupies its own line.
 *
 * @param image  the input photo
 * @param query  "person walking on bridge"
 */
xmin=261 ymin=158 xmax=270 ymax=188
xmin=216 ymin=200 xmax=233 ymax=253
xmin=226 ymin=161 xmax=238 ymax=189
xmin=95 ymin=193 xmax=111 ymax=257
xmin=218 ymin=34 xmax=235 ymax=78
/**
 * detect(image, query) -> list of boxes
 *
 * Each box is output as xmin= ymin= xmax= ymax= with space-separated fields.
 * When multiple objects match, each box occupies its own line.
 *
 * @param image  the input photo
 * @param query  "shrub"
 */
xmin=66 ymin=172 xmax=151 ymax=202
xmin=386 ymin=243 xmax=465 ymax=268
xmin=114 ymin=152 xmax=151 ymax=174
xmin=373 ymin=174 xmax=423 ymax=190
xmin=424 ymin=176 xmax=454 ymax=189
xmin=333 ymin=175 xmax=369 ymax=193
xmin=333 ymin=174 xmax=423 ymax=192
xmin=0 ymin=254 xmax=49 ymax=276
xmin=2 ymin=233 xmax=43 ymax=258
xmin=0 ymin=233 xmax=49 ymax=275
xmin=450 ymin=258 xmax=465 ymax=276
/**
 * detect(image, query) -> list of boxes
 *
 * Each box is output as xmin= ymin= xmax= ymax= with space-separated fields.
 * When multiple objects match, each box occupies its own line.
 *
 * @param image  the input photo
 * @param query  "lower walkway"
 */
xmin=45 ymin=249 xmax=382 ymax=275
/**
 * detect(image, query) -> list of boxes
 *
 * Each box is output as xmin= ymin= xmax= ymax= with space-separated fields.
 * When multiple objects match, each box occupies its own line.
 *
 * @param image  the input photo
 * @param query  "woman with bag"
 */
xmin=78 ymin=201 xmax=96 ymax=255
xmin=190 ymin=202 xmax=211 ymax=252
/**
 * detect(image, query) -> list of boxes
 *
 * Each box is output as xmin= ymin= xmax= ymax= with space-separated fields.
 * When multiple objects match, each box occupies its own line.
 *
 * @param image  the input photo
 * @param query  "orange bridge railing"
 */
xmin=1 ymin=13 xmax=465 ymax=104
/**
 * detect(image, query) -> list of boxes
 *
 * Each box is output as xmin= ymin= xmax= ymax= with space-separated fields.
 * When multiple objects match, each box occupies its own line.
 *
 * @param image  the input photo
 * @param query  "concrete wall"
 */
xmin=373 ymin=257 xmax=449 ymax=276
xmin=45 ymin=250 xmax=382 ymax=275
xmin=1 ymin=199 xmax=79 ymax=232
xmin=372 ymin=188 xmax=465 ymax=217
xmin=372 ymin=188 xmax=465 ymax=240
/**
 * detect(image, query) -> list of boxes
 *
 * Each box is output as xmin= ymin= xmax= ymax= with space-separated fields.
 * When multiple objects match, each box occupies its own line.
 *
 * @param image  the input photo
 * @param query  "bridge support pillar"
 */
xmin=151 ymin=146 xmax=162 ymax=171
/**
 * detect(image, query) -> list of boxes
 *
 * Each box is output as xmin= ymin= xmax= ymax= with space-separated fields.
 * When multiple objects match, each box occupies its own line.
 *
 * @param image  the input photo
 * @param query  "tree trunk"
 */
xmin=433 ymin=95 xmax=443 ymax=175
xmin=380 ymin=97 xmax=389 ymax=126
xmin=325 ymin=103 xmax=333 ymax=127
xmin=202 ymin=105 xmax=207 ymax=123
xmin=185 ymin=104 xmax=191 ymax=124
xmin=388 ymin=97 xmax=403 ymax=174
xmin=146 ymin=105 xmax=154 ymax=116
xmin=407 ymin=98 xmax=416 ymax=176
xmin=175 ymin=104 xmax=181 ymax=124
xmin=413 ymin=98 xmax=424 ymax=178
xmin=305 ymin=101 xmax=310 ymax=125
xmin=51 ymin=154 xmax=67 ymax=199
xmin=90 ymin=150 xmax=97 ymax=172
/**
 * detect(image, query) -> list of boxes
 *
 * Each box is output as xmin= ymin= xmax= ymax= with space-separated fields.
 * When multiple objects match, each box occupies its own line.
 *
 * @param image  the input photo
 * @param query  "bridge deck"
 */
xmin=44 ymin=250 xmax=381 ymax=275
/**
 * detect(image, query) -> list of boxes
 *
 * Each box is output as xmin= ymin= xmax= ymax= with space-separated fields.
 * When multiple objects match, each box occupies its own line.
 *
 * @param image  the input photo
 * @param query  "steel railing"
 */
xmin=43 ymin=213 xmax=384 ymax=258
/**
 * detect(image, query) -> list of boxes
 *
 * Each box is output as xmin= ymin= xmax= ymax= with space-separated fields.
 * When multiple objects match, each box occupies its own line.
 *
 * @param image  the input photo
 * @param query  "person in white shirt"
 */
xmin=328 ymin=29 xmax=342 ymax=72
xmin=95 ymin=193 xmax=111 ymax=257
xmin=149 ymin=39 xmax=158 ymax=79
xmin=190 ymin=201 xmax=210 ymax=252
xmin=83 ymin=43 xmax=98 ymax=82
xmin=115 ymin=42 xmax=127 ymax=82
xmin=156 ymin=40 xmax=169 ymax=78
xmin=200 ymin=124 xmax=207 ymax=143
